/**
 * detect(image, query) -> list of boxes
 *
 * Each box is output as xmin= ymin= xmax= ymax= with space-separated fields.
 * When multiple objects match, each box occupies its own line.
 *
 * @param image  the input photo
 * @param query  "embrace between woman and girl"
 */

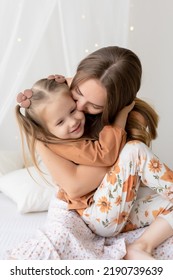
xmin=15 ymin=46 xmax=173 ymax=260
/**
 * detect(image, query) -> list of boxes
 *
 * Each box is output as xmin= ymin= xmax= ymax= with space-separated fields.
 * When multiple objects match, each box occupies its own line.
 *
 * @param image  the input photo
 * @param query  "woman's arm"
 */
xmin=36 ymin=141 xmax=108 ymax=199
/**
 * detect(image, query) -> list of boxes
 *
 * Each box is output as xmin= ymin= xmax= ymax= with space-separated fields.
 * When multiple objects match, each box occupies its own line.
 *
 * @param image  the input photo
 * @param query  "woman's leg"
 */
xmin=120 ymin=140 xmax=173 ymax=201
xmin=123 ymin=194 xmax=173 ymax=259
xmin=124 ymin=217 xmax=173 ymax=260
xmin=81 ymin=140 xmax=173 ymax=237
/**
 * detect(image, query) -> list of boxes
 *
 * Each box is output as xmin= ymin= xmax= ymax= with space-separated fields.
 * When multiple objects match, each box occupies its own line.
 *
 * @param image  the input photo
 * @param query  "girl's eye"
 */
xmin=56 ymin=120 xmax=64 ymax=126
xmin=70 ymin=108 xmax=76 ymax=114
xmin=70 ymin=104 xmax=77 ymax=114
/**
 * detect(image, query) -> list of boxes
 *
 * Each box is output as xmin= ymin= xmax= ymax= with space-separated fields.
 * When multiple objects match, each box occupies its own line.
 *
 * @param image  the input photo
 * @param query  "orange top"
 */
xmin=47 ymin=125 xmax=126 ymax=212
xmin=47 ymin=125 xmax=126 ymax=166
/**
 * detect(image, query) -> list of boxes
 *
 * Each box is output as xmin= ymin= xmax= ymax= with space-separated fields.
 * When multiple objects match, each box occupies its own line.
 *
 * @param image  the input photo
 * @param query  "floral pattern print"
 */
xmin=96 ymin=196 xmax=112 ymax=213
xmin=148 ymin=158 xmax=162 ymax=173
xmin=161 ymin=164 xmax=173 ymax=182
xmin=81 ymin=141 xmax=173 ymax=237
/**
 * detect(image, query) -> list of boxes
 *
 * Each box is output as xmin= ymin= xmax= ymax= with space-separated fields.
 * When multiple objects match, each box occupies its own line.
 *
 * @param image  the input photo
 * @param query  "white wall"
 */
xmin=127 ymin=0 xmax=173 ymax=168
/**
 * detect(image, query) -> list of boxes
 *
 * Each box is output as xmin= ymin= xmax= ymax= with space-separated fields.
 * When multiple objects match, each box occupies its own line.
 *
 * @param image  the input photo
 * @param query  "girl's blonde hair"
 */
xmin=15 ymin=78 xmax=70 ymax=169
xmin=71 ymin=46 xmax=159 ymax=145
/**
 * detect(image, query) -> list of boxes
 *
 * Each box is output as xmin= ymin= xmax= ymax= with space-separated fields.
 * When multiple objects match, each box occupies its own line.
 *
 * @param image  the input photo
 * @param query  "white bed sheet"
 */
xmin=1 ymin=192 xmax=173 ymax=260
xmin=0 ymin=192 xmax=46 ymax=259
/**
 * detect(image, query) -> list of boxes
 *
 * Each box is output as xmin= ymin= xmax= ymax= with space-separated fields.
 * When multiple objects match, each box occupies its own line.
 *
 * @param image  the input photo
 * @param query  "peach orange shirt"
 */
xmin=47 ymin=125 xmax=126 ymax=211
xmin=47 ymin=125 xmax=126 ymax=167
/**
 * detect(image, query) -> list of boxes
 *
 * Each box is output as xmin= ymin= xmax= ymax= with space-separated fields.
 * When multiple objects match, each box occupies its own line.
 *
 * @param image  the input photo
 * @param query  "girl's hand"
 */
xmin=124 ymin=101 xmax=135 ymax=114
xmin=113 ymin=101 xmax=135 ymax=129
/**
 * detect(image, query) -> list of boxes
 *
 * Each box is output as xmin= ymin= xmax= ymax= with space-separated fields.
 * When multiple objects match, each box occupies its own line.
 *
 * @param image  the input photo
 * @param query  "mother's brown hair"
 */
xmin=71 ymin=46 xmax=158 ymax=146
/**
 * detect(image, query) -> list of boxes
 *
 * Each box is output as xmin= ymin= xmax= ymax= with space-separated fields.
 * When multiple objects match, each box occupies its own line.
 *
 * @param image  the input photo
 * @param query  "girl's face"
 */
xmin=43 ymin=92 xmax=85 ymax=139
xmin=71 ymin=79 xmax=107 ymax=114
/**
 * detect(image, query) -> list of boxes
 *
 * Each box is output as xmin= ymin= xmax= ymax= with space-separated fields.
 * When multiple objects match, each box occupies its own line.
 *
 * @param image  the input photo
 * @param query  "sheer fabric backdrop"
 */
xmin=0 ymin=0 xmax=172 ymax=167
xmin=0 ymin=0 xmax=129 ymax=150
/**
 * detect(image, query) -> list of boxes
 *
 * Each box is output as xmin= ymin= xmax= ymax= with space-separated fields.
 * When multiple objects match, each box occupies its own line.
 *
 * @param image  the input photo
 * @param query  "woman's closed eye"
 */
xmin=76 ymin=88 xmax=103 ymax=109
xmin=76 ymin=87 xmax=83 ymax=96
xmin=92 ymin=104 xmax=103 ymax=110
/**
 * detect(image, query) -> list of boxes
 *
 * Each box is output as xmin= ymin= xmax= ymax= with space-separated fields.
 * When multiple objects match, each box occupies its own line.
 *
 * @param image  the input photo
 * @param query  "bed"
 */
xmin=0 ymin=150 xmax=173 ymax=260
xmin=0 ymin=192 xmax=46 ymax=259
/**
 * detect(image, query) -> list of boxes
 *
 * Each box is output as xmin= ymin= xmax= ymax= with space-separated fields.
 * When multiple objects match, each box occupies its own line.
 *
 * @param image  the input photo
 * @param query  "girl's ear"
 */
xmin=66 ymin=77 xmax=73 ymax=87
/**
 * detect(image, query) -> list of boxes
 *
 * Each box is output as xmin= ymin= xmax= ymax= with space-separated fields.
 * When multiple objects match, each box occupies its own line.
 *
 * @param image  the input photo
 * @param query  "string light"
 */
xmin=17 ymin=38 xmax=22 ymax=42
xmin=130 ymin=26 xmax=134 ymax=31
xmin=81 ymin=14 xmax=86 ymax=19
xmin=85 ymin=49 xmax=89 ymax=53
xmin=94 ymin=43 xmax=99 ymax=47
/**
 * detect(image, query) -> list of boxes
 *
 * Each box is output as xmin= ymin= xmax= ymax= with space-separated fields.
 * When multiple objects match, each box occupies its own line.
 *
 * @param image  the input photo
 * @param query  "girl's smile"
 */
xmin=42 ymin=91 xmax=85 ymax=139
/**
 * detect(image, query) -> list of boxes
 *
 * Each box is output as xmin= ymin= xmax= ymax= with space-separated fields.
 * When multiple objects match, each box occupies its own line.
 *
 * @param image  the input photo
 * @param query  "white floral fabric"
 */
xmin=7 ymin=196 xmax=173 ymax=260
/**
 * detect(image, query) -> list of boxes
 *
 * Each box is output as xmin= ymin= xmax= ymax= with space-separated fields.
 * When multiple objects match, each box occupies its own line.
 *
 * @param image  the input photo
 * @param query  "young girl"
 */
xmin=16 ymin=74 xmax=173 ymax=260
xmin=16 ymin=74 xmax=133 ymax=168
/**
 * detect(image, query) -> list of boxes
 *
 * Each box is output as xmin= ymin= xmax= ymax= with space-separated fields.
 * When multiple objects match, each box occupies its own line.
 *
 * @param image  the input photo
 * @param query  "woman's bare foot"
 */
xmin=124 ymin=242 xmax=155 ymax=260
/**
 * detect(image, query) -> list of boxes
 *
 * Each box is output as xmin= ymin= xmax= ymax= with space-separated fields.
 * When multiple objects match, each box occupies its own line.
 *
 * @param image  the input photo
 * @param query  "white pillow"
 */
xmin=0 ymin=150 xmax=24 ymax=177
xmin=0 ymin=166 xmax=57 ymax=213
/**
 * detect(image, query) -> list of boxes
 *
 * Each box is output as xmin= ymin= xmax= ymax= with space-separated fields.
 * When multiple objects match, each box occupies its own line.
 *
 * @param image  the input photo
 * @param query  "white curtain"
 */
xmin=0 ymin=0 xmax=173 ymax=167
xmin=0 ymin=0 xmax=130 ymax=151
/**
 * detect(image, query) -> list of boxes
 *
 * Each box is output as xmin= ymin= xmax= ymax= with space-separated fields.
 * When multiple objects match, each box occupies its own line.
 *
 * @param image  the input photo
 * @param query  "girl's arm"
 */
xmin=48 ymin=125 xmax=126 ymax=166
xmin=113 ymin=101 xmax=135 ymax=128
xmin=48 ymin=102 xmax=135 ymax=167
xmin=36 ymin=141 xmax=108 ymax=199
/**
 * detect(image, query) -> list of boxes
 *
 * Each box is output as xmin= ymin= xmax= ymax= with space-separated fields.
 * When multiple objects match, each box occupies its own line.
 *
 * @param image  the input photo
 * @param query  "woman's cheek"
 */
xmin=71 ymin=91 xmax=78 ymax=101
